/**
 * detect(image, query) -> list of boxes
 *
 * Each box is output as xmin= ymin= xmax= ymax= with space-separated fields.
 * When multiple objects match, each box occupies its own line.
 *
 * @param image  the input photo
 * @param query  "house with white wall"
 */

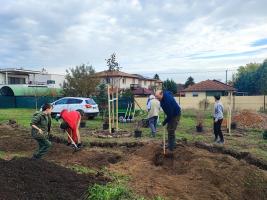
xmin=29 ymin=73 xmax=65 ymax=88
xmin=0 ymin=68 xmax=65 ymax=88
xmin=181 ymin=80 xmax=236 ymax=97
xmin=0 ymin=68 xmax=40 ymax=85
xmin=95 ymin=70 xmax=162 ymax=92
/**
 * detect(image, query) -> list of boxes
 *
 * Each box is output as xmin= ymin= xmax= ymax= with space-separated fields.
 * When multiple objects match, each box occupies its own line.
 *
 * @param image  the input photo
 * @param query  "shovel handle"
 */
xmin=65 ymin=130 xmax=78 ymax=149
xmin=163 ymin=114 xmax=166 ymax=155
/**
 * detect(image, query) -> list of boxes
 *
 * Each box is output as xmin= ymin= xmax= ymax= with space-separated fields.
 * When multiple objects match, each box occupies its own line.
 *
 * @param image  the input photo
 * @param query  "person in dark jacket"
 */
xmin=155 ymin=90 xmax=181 ymax=151
xmin=31 ymin=103 xmax=53 ymax=159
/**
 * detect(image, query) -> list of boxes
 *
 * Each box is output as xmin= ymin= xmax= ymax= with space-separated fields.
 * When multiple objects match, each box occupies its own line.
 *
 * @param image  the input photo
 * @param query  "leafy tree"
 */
xmin=233 ymin=63 xmax=261 ymax=95
xmin=106 ymin=53 xmax=120 ymax=71
xmin=62 ymin=64 xmax=100 ymax=97
xmin=96 ymin=83 xmax=108 ymax=119
xmin=153 ymin=74 xmax=160 ymax=80
xmin=163 ymin=79 xmax=177 ymax=95
xmin=184 ymin=76 xmax=195 ymax=88
xmin=121 ymin=88 xmax=134 ymax=99
xmin=257 ymin=59 xmax=267 ymax=95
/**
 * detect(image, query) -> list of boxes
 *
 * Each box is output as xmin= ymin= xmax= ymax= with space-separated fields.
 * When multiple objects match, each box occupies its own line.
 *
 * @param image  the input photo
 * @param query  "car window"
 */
xmin=55 ymin=98 xmax=68 ymax=105
xmin=85 ymin=99 xmax=96 ymax=105
xmin=67 ymin=98 xmax=83 ymax=104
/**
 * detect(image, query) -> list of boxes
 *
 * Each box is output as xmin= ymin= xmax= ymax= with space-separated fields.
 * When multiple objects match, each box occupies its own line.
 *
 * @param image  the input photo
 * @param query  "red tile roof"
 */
xmin=95 ymin=70 xmax=162 ymax=82
xmin=95 ymin=70 xmax=139 ymax=78
xmin=132 ymin=88 xmax=153 ymax=95
xmin=182 ymin=80 xmax=236 ymax=92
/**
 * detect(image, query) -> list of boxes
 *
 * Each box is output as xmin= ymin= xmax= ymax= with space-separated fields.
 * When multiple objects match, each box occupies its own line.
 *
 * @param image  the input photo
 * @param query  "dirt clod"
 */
xmin=0 ymin=157 xmax=107 ymax=200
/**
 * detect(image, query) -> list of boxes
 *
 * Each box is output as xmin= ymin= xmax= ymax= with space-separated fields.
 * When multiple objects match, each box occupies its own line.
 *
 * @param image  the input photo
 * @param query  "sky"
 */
xmin=0 ymin=0 xmax=267 ymax=83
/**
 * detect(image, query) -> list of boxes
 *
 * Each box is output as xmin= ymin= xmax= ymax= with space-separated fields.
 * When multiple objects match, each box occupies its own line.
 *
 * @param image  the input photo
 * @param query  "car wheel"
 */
xmin=88 ymin=116 xmax=95 ymax=120
xmin=51 ymin=113 xmax=57 ymax=118
xmin=76 ymin=110 xmax=86 ymax=118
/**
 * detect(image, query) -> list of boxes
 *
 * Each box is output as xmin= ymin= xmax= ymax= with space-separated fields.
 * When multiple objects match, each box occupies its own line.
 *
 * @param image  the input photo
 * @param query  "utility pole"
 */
xmin=225 ymin=70 xmax=228 ymax=84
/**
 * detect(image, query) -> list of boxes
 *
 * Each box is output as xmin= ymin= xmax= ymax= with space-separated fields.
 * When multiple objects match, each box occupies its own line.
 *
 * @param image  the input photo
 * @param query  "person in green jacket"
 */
xmin=31 ymin=103 xmax=53 ymax=159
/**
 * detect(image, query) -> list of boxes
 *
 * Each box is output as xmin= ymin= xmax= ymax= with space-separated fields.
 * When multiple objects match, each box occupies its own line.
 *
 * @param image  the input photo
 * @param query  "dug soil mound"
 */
xmin=110 ymin=142 xmax=267 ymax=200
xmin=0 ymin=157 xmax=107 ymax=200
xmin=233 ymin=110 xmax=267 ymax=129
xmin=47 ymin=143 xmax=122 ymax=169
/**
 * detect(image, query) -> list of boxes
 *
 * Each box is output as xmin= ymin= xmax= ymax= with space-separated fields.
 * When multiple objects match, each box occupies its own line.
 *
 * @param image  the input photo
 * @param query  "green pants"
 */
xmin=33 ymin=137 xmax=52 ymax=159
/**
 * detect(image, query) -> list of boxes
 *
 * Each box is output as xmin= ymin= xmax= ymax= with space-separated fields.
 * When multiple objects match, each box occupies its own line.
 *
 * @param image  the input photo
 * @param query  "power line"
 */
xmin=140 ymin=69 xmax=237 ymax=76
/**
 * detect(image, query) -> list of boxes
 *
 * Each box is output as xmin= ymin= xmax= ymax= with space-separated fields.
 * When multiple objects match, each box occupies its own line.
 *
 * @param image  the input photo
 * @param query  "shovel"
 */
xmin=57 ymin=119 xmax=80 ymax=152
xmin=65 ymin=130 xmax=80 ymax=152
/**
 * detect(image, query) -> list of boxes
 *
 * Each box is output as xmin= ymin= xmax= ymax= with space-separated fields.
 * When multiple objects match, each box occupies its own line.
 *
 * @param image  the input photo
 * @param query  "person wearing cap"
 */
xmin=155 ymin=90 xmax=181 ymax=151
xmin=213 ymin=95 xmax=224 ymax=144
xmin=59 ymin=109 xmax=82 ymax=148
xmin=31 ymin=103 xmax=53 ymax=159
xmin=147 ymin=94 xmax=160 ymax=137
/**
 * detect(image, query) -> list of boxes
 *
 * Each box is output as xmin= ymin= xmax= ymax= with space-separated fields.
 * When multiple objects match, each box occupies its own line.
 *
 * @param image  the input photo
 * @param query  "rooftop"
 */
xmin=182 ymin=80 xmax=236 ymax=92
xmin=95 ymin=70 xmax=162 ymax=82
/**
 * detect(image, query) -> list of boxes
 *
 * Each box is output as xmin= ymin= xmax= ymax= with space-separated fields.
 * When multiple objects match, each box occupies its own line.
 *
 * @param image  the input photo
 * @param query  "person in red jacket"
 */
xmin=59 ymin=109 xmax=82 ymax=148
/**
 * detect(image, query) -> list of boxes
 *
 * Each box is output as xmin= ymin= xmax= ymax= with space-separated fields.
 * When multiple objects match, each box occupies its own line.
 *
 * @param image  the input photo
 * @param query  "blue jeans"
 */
xmin=149 ymin=116 xmax=158 ymax=137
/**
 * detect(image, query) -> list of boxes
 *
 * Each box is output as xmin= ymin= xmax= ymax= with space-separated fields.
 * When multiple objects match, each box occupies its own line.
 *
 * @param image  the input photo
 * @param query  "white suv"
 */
xmin=50 ymin=97 xmax=99 ymax=119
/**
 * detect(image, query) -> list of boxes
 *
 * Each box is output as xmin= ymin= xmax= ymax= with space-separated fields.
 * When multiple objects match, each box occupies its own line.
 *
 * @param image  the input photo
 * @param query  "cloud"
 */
xmin=0 ymin=0 xmax=266 ymax=82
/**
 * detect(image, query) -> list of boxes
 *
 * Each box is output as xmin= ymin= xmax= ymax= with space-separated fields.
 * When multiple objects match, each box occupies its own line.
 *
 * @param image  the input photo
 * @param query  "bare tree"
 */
xmin=106 ymin=53 xmax=120 ymax=71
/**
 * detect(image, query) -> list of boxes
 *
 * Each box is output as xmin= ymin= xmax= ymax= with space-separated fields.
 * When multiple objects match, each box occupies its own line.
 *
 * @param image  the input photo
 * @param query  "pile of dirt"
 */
xmin=90 ymin=130 xmax=132 ymax=138
xmin=233 ymin=110 xmax=267 ymax=129
xmin=0 ymin=157 xmax=107 ymax=200
xmin=0 ymin=119 xmax=23 ymax=130
xmin=110 ymin=142 xmax=267 ymax=200
xmin=47 ymin=143 xmax=122 ymax=169
xmin=0 ymin=126 xmax=35 ymax=155
xmin=194 ymin=142 xmax=267 ymax=170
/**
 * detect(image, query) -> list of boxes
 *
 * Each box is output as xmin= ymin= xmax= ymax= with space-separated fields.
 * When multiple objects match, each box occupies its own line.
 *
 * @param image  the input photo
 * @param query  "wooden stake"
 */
xmin=112 ymin=88 xmax=115 ymax=128
xmin=108 ymin=85 xmax=111 ymax=134
xmin=116 ymin=87 xmax=119 ymax=131
xmin=229 ymin=92 xmax=232 ymax=135
xmin=163 ymin=127 xmax=166 ymax=155
xmin=264 ymin=95 xmax=266 ymax=112
xmin=163 ymin=114 xmax=166 ymax=155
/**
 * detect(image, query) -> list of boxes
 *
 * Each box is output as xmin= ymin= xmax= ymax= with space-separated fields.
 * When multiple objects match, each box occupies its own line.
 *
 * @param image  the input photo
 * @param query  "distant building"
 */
xmin=29 ymin=73 xmax=65 ymax=88
xmin=181 ymin=79 xmax=236 ymax=97
xmin=177 ymin=83 xmax=185 ymax=96
xmin=0 ymin=68 xmax=65 ymax=88
xmin=95 ymin=70 xmax=162 ymax=95
xmin=0 ymin=68 xmax=39 ymax=85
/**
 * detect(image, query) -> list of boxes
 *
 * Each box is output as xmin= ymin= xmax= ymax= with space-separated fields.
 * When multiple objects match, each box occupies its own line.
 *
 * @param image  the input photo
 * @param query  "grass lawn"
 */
xmin=0 ymin=108 xmax=266 ymax=161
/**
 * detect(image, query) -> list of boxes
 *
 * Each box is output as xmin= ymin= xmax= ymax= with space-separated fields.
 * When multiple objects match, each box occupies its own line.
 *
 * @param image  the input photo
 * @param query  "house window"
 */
xmin=132 ymin=78 xmax=135 ymax=84
xmin=8 ymin=77 xmax=26 ymax=84
xmin=192 ymin=92 xmax=198 ymax=97
xmin=122 ymin=78 xmax=126 ymax=84
xmin=144 ymin=80 xmax=147 ymax=86
xmin=47 ymin=80 xmax=55 ymax=84
xmin=106 ymin=78 xmax=110 ymax=84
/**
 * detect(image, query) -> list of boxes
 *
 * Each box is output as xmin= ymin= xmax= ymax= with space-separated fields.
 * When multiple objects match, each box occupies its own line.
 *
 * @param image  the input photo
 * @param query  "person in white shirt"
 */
xmin=213 ymin=95 xmax=224 ymax=144
xmin=147 ymin=95 xmax=160 ymax=137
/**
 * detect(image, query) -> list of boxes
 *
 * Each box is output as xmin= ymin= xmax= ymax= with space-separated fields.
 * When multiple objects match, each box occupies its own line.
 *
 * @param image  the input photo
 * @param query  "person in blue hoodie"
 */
xmin=155 ymin=90 xmax=181 ymax=151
